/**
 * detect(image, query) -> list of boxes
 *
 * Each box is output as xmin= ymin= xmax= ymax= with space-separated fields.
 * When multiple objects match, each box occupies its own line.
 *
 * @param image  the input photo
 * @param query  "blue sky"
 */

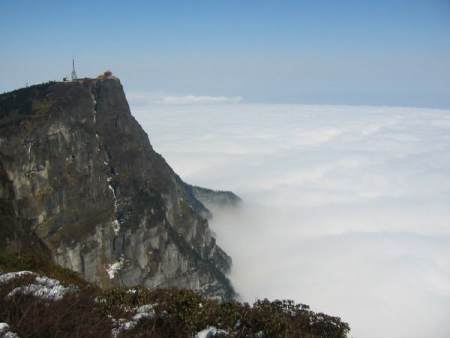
xmin=1 ymin=0 xmax=449 ymax=107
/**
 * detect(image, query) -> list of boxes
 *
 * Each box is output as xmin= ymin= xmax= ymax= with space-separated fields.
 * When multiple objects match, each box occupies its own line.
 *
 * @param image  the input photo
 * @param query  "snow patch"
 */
xmin=0 ymin=322 xmax=20 ymax=338
xmin=7 ymin=276 xmax=77 ymax=301
xmin=106 ymin=256 xmax=125 ymax=279
xmin=0 ymin=271 xmax=35 ymax=285
xmin=111 ymin=304 xmax=156 ymax=337
xmin=111 ymin=219 xmax=120 ymax=235
xmin=107 ymin=179 xmax=121 ymax=234
xmin=195 ymin=326 xmax=228 ymax=338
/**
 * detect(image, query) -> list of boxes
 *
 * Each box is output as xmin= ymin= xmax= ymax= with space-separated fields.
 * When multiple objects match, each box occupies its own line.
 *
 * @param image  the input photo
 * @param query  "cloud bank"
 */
xmin=127 ymin=92 xmax=243 ymax=106
xmin=130 ymin=101 xmax=450 ymax=338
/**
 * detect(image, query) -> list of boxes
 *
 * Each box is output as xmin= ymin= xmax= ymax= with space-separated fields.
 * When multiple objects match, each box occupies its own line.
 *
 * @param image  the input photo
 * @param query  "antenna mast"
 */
xmin=71 ymin=59 xmax=78 ymax=81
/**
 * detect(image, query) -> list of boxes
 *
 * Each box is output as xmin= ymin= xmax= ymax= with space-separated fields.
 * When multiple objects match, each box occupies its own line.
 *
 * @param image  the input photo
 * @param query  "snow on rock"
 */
xmin=132 ymin=304 xmax=156 ymax=321
xmin=195 ymin=326 xmax=228 ymax=338
xmin=106 ymin=256 xmax=125 ymax=279
xmin=0 ymin=322 xmax=20 ymax=338
xmin=7 ymin=276 xmax=77 ymax=301
xmin=111 ymin=219 xmax=120 ymax=235
xmin=0 ymin=271 xmax=35 ymax=285
xmin=107 ymin=176 xmax=121 ymax=235
xmin=107 ymin=179 xmax=118 ymax=212
xmin=111 ymin=304 xmax=156 ymax=337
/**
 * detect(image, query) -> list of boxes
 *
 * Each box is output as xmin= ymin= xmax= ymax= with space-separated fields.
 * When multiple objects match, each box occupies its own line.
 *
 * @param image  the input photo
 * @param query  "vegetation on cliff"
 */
xmin=0 ymin=254 xmax=349 ymax=338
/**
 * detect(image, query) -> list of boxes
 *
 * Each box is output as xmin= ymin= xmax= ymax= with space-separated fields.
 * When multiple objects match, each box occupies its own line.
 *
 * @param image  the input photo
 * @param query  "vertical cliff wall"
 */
xmin=0 ymin=78 xmax=234 ymax=299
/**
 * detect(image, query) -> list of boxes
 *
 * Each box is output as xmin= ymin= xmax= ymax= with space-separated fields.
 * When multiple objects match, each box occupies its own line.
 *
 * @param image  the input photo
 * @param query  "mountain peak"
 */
xmin=0 ymin=80 xmax=235 ymax=299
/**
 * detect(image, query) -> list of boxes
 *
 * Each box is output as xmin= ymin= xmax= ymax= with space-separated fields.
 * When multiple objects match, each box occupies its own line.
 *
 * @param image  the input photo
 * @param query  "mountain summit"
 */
xmin=0 ymin=76 xmax=234 ymax=299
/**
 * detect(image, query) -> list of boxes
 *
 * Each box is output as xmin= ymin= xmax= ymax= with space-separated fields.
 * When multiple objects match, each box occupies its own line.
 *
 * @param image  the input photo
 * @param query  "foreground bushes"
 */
xmin=0 ymin=254 xmax=349 ymax=338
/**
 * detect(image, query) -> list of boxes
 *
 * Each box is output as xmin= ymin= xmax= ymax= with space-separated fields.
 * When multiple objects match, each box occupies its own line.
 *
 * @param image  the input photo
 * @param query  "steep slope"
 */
xmin=0 ymin=77 xmax=234 ymax=299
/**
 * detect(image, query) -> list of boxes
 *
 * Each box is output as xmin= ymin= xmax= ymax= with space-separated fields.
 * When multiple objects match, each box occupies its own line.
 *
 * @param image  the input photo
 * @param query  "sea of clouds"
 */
xmin=130 ymin=95 xmax=450 ymax=338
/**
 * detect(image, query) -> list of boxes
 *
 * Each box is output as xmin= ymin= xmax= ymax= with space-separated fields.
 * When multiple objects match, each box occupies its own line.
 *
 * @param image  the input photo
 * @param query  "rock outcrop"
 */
xmin=0 ymin=77 xmax=234 ymax=299
xmin=189 ymin=186 xmax=242 ymax=211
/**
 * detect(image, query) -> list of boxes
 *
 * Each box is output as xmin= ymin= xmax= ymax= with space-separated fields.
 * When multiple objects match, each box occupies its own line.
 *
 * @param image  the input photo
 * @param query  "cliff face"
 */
xmin=0 ymin=78 xmax=234 ymax=299
xmin=189 ymin=186 xmax=242 ymax=211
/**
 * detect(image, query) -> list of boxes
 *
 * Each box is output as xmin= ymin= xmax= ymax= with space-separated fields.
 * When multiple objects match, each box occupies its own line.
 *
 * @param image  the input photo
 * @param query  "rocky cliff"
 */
xmin=0 ymin=77 xmax=234 ymax=299
xmin=189 ymin=186 xmax=241 ymax=211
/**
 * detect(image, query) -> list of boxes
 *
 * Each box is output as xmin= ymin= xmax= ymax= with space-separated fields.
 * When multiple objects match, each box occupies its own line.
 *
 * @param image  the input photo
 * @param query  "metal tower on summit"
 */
xmin=71 ymin=59 xmax=78 ymax=81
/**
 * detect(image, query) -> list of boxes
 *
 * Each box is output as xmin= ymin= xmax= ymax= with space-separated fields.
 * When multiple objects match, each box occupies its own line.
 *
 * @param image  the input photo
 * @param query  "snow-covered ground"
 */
xmin=0 ymin=270 xmax=156 ymax=338
xmin=195 ymin=326 xmax=228 ymax=338
xmin=0 ymin=271 xmax=34 ymax=285
xmin=131 ymin=101 xmax=450 ymax=338
xmin=0 ymin=271 xmax=77 ymax=301
xmin=111 ymin=303 xmax=157 ymax=337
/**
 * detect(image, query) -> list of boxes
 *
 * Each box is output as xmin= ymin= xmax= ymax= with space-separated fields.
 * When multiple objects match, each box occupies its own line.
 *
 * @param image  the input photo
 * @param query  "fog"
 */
xmin=130 ymin=98 xmax=450 ymax=338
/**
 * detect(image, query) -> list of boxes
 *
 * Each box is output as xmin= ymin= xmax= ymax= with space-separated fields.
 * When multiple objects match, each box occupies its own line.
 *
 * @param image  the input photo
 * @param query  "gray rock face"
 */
xmin=189 ymin=185 xmax=242 ymax=211
xmin=0 ymin=78 xmax=234 ymax=299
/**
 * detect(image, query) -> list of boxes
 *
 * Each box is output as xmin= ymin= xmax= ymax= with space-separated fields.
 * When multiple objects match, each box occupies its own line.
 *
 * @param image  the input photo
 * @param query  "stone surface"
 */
xmin=0 ymin=78 xmax=234 ymax=299
xmin=189 ymin=185 xmax=242 ymax=212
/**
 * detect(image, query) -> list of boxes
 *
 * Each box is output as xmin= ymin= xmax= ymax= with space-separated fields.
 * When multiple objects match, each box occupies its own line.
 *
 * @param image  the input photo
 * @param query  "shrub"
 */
xmin=0 ymin=254 xmax=350 ymax=338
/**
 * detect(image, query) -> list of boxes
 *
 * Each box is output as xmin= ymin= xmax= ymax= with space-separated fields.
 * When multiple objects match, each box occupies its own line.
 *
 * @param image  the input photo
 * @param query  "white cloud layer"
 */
xmin=127 ymin=92 xmax=243 ymax=105
xmin=131 ymin=101 xmax=450 ymax=338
